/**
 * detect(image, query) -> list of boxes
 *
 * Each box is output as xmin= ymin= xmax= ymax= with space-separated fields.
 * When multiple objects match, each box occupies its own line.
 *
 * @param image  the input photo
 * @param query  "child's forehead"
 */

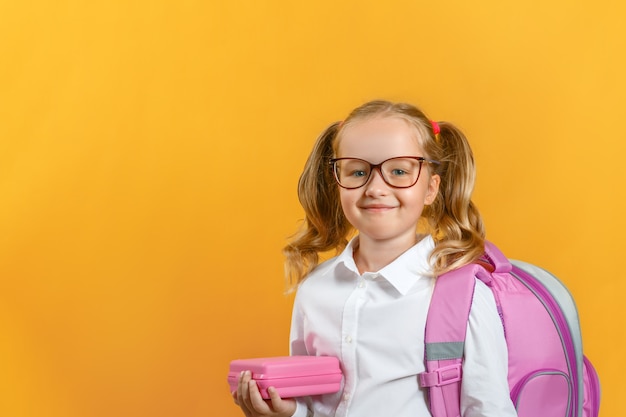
xmin=336 ymin=115 xmax=425 ymax=158
xmin=341 ymin=114 xmax=423 ymax=139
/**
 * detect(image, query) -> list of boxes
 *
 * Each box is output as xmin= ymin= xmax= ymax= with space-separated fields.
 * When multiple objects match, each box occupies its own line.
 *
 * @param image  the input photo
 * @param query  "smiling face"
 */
xmin=336 ymin=115 xmax=440 ymax=249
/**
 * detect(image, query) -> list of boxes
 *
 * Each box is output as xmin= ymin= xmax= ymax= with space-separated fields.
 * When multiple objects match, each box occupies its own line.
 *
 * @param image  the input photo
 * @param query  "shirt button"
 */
xmin=358 ymin=282 xmax=365 ymax=288
xmin=345 ymin=335 xmax=352 ymax=343
xmin=343 ymin=393 xmax=351 ymax=401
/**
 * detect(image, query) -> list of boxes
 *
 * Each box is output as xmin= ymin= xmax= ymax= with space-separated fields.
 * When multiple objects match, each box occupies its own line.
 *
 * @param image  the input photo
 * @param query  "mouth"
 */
xmin=361 ymin=204 xmax=397 ymax=212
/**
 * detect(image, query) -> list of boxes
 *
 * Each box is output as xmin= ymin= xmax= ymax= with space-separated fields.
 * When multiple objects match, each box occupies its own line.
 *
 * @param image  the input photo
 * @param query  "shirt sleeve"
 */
xmin=289 ymin=289 xmax=307 ymax=356
xmin=460 ymin=279 xmax=518 ymax=417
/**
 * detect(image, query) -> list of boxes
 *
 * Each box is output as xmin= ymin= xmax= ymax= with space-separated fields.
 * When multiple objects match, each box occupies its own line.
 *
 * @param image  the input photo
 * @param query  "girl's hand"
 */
xmin=232 ymin=370 xmax=297 ymax=417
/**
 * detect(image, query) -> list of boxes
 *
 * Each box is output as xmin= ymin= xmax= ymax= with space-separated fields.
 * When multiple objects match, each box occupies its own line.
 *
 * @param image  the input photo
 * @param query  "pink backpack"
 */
xmin=419 ymin=242 xmax=601 ymax=417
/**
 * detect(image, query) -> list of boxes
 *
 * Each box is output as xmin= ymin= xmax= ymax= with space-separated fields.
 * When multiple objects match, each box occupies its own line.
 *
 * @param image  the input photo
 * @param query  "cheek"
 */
xmin=338 ymin=190 xmax=357 ymax=215
xmin=399 ymin=187 xmax=429 ymax=208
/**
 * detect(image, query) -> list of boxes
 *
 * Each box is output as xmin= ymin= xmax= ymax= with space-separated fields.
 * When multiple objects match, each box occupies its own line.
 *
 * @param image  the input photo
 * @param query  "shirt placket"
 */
xmin=335 ymin=273 xmax=370 ymax=416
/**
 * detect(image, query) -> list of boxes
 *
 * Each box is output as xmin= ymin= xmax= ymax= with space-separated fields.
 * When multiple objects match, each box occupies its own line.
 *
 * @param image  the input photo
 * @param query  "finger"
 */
xmin=232 ymin=390 xmax=239 ymax=405
xmin=248 ymin=379 xmax=271 ymax=413
xmin=236 ymin=371 xmax=245 ymax=404
xmin=267 ymin=388 xmax=297 ymax=416
xmin=238 ymin=371 xmax=253 ymax=411
xmin=267 ymin=387 xmax=284 ymax=410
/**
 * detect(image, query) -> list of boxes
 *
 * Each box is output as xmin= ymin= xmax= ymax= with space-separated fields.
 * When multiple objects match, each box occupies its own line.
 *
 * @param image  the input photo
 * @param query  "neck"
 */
xmin=354 ymin=233 xmax=424 ymax=274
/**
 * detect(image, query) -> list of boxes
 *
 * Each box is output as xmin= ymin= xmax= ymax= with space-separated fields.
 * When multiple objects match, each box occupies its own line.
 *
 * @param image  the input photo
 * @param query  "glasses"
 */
xmin=329 ymin=156 xmax=440 ymax=189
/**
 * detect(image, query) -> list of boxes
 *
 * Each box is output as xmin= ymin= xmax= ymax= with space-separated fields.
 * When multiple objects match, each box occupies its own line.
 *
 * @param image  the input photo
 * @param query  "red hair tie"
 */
xmin=430 ymin=120 xmax=440 ymax=135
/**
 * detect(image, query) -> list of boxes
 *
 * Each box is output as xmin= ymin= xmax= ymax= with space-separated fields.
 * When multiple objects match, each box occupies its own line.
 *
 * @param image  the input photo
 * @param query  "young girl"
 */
xmin=233 ymin=100 xmax=517 ymax=417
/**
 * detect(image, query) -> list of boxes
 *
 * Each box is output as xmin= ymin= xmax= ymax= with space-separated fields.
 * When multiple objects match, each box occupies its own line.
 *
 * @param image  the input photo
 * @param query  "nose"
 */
xmin=364 ymin=167 xmax=390 ymax=196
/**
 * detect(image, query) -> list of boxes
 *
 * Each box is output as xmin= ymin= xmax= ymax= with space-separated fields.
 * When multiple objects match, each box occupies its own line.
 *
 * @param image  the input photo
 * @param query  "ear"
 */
xmin=424 ymin=174 xmax=440 ymax=205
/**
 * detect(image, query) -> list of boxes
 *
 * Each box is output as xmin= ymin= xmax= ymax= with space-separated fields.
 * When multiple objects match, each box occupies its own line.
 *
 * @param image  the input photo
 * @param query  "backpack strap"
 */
xmin=482 ymin=241 xmax=512 ymax=277
xmin=419 ymin=263 xmax=480 ymax=417
xmin=419 ymin=241 xmax=511 ymax=417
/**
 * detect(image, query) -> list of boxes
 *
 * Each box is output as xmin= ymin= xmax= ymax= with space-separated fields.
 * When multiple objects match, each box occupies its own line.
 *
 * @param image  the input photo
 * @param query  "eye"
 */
xmin=390 ymin=168 xmax=408 ymax=176
xmin=340 ymin=159 xmax=370 ymax=178
xmin=350 ymin=170 xmax=368 ymax=178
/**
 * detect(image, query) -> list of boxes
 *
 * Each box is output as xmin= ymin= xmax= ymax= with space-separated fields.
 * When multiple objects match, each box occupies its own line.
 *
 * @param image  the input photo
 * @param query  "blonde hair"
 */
xmin=283 ymin=100 xmax=485 ymax=289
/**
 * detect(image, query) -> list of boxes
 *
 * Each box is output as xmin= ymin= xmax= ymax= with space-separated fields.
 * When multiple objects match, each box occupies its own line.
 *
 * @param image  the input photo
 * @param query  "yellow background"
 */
xmin=1 ymin=1 xmax=623 ymax=416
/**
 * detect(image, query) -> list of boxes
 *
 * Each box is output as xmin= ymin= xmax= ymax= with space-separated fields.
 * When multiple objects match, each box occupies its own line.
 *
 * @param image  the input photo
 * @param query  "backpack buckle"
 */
xmin=418 ymin=364 xmax=462 ymax=387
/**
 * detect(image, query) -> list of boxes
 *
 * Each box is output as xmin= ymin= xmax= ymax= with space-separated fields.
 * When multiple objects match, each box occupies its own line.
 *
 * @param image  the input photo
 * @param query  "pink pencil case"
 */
xmin=228 ymin=356 xmax=342 ymax=399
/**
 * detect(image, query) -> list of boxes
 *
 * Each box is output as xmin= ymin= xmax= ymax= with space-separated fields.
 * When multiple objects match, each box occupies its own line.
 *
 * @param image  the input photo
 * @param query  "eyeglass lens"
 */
xmin=333 ymin=157 xmax=423 ymax=189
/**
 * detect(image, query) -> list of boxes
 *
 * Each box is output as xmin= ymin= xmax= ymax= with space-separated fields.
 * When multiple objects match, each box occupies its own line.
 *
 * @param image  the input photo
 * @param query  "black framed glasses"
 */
xmin=329 ymin=156 xmax=440 ymax=189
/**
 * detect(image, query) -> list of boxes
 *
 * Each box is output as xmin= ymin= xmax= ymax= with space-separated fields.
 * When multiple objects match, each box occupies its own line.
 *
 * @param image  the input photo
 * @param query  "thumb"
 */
xmin=267 ymin=387 xmax=296 ymax=415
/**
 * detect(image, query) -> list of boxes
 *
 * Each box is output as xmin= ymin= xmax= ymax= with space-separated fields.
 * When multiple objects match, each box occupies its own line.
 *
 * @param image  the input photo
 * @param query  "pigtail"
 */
xmin=425 ymin=122 xmax=486 ymax=274
xmin=283 ymin=122 xmax=350 ymax=290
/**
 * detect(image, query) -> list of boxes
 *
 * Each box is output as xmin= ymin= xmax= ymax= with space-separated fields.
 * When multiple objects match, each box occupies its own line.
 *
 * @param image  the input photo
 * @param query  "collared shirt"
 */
xmin=289 ymin=235 xmax=517 ymax=417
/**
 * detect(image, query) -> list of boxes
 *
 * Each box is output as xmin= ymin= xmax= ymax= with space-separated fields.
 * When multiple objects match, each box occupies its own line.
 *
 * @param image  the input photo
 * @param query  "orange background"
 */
xmin=1 ymin=1 xmax=623 ymax=416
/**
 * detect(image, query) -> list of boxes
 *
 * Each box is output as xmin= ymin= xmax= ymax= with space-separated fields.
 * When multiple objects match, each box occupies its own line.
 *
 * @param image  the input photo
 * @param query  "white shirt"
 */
xmin=289 ymin=235 xmax=517 ymax=417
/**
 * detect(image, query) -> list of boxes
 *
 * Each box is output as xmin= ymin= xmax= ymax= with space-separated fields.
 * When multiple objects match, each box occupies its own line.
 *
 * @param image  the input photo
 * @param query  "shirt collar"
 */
xmin=326 ymin=235 xmax=435 ymax=295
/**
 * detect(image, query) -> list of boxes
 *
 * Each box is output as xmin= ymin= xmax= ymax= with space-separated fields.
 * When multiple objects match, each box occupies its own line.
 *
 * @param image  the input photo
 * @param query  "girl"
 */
xmin=234 ymin=100 xmax=517 ymax=417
